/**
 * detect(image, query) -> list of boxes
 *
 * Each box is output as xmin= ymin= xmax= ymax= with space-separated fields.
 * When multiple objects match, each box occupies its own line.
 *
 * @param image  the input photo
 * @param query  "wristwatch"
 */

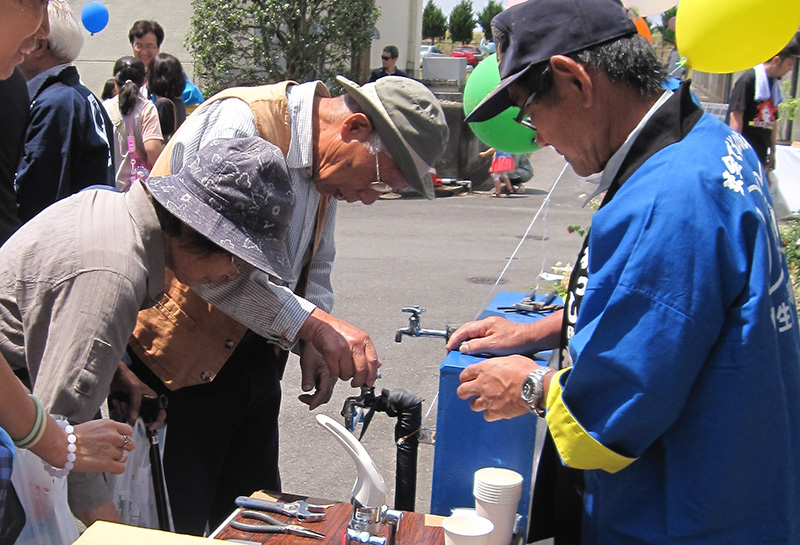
xmin=521 ymin=366 xmax=551 ymax=417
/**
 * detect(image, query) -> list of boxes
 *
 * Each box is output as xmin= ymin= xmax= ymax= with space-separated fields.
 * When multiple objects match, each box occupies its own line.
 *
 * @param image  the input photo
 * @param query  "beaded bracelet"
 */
xmin=14 ymin=394 xmax=45 ymax=449
xmin=45 ymin=419 xmax=77 ymax=478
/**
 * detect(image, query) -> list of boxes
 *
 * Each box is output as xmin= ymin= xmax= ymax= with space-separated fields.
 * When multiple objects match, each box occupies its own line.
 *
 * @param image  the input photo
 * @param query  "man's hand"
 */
xmin=766 ymin=151 xmax=776 ymax=174
xmin=298 ymin=342 xmax=336 ymax=410
xmin=447 ymin=316 xmax=531 ymax=355
xmin=297 ymin=308 xmax=380 ymax=387
xmin=457 ymin=355 xmax=541 ymax=421
xmin=109 ymin=361 xmax=166 ymax=431
xmin=446 ymin=311 xmax=562 ymax=356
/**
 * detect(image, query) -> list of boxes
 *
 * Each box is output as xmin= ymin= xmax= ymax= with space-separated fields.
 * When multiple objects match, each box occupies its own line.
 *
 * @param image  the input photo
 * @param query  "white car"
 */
xmin=420 ymin=45 xmax=445 ymax=68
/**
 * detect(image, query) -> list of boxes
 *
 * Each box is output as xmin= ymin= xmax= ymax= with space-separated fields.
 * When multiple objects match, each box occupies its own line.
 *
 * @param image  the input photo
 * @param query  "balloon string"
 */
xmin=668 ymin=57 xmax=688 ymax=77
xmin=475 ymin=161 xmax=569 ymax=320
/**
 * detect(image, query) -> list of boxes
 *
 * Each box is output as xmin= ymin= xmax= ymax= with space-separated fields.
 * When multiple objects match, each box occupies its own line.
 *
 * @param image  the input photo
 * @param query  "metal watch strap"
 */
xmin=522 ymin=366 xmax=551 ymax=417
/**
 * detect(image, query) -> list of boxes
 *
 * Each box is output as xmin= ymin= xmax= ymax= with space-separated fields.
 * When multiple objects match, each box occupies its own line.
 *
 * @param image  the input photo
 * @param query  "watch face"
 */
xmin=521 ymin=377 xmax=535 ymax=401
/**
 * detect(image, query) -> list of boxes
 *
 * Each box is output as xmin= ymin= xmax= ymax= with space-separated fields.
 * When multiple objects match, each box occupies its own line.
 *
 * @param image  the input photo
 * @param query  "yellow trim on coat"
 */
xmin=545 ymin=368 xmax=637 ymax=473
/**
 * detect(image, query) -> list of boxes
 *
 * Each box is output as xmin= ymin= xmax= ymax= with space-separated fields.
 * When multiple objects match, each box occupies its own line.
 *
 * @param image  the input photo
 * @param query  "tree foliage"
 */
xmin=448 ymin=0 xmax=475 ymax=45
xmin=187 ymin=0 xmax=379 ymax=96
xmin=476 ymin=0 xmax=503 ymax=42
xmin=422 ymin=0 xmax=447 ymax=45
xmin=653 ymin=5 xmax=677 ymax=45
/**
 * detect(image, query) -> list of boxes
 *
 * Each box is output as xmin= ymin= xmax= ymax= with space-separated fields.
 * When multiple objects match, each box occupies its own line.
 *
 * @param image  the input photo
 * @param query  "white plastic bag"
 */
xmin=769 ymin=170 xmax=795 ymax=221
xmin=10 ymin=449 xmax=79 ymax=545
xmin=106 ymin=418 xmax=159 ymax=528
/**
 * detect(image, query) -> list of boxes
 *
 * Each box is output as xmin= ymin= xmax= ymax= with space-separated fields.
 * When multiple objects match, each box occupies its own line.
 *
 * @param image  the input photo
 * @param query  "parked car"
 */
xmin=420 ymin=44 xmax=445 ymax=68
xmin=451 ymin=46 xmax=484 ymax=67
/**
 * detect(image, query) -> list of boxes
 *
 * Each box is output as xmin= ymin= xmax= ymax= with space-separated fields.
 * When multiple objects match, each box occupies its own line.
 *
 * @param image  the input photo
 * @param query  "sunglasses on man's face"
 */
xmin=381 ymin=55 xmax=392 ymax=61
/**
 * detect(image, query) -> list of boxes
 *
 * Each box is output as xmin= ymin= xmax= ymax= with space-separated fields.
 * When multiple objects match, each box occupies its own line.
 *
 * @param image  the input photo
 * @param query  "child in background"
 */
xmin=479 ymin=147 xmax=515 ymax=197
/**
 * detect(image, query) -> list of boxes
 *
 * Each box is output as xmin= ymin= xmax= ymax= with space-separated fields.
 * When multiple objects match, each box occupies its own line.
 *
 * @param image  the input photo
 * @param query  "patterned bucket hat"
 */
xmin=145 ymin=136 xmax=295 ymax=280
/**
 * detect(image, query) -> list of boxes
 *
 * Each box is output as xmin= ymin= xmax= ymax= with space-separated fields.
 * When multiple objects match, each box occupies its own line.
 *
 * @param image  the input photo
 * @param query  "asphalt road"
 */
xmin=275 ymin=146 xmax=596 ymax=514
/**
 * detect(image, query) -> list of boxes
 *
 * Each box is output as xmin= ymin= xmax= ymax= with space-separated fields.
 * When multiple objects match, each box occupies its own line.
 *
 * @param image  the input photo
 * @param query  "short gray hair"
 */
xmin=335 ymin=94 xmax=387 ymax=154
xmin=363 ymin=132 xmax=386 ymax=154
xmin=520 ymin=34 xmax=665 ymax=103
xmin=46 ymin=0 xmax=84 ymax=63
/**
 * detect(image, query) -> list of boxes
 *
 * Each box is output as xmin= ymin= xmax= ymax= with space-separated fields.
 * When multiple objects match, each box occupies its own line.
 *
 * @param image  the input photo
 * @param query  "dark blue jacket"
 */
xmin=16 ymin=65 xmax=115 ymax=222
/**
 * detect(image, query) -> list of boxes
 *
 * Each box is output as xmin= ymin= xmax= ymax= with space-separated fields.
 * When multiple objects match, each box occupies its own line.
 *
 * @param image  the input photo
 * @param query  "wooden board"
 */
xmin=213 ymin=492 xmax=444 ymax=545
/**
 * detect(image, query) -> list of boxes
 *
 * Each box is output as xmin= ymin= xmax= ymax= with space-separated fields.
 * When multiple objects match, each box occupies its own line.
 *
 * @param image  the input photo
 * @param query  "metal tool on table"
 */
xmin=229 ymin=510 xmax=325 ymax=539
xmin=234 ymin=496 xmax=326 ymax=522
xmin=497 ymin=289 xmax=562 ymax=314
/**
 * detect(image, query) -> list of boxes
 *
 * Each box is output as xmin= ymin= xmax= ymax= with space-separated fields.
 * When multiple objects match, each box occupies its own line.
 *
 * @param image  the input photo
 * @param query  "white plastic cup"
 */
xmin=442 ymin=514 xmax=494 ymax=545
xmin=474 ymin=497 xmax=519 ymax=545
xmin=473 ymin=468 xmax=523 ymax=545
xmin=473 ymin=467 xmax=524 ymax=492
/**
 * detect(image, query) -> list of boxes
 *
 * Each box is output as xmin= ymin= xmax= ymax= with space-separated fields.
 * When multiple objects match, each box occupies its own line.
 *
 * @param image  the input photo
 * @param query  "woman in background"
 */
xmin=103 ymin=56 xmax=163 ymax=190
xmin=148 ymin=52 xmax=187 ymax=142
xmin=0 ymin=2 xmax=134 ymax=537
xmin=101 ymin=77 xmax=116 ymax=100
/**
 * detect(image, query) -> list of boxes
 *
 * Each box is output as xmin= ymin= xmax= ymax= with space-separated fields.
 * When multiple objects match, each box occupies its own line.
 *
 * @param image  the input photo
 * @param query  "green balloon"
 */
xmin=463 ymin=54 xmax=539 ymax=154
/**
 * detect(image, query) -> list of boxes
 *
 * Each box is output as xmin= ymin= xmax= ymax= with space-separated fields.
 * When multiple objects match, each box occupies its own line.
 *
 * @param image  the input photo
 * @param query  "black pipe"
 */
xmin=385 ymin=389 xmax=423 ymax=512
xmin=341 ymin=386 xmax=424 ymax=512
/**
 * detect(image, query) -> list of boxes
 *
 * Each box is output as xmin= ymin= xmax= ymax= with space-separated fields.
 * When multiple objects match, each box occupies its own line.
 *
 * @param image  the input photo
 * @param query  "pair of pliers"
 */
xmin=230 ymin=510 xmax=325 ymax=540
xmin=234 ymin=496 xmax=327 ymax=522
xmin=498 ymin=290 xmax=562 ymax=314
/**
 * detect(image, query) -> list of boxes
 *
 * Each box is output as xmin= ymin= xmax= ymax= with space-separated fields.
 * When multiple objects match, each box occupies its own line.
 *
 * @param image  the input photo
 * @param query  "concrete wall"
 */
xmin=370 ymin=0 xmax=423 ymax=81
xmin=435 ymin=98 xmax=493 ymax=188
xmin=71 ymin=0 xmax=418 ymax=97
xmin=72 ymin=0 xmax=196 ymax=98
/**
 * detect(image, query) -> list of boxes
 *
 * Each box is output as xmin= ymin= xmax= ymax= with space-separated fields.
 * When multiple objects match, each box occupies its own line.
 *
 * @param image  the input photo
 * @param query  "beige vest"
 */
xmin=130 ymin=81 xmax=329 ymax=390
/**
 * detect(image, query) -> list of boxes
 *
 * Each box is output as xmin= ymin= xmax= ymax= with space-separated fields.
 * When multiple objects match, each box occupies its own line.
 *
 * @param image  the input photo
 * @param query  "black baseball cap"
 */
xmin=779 ymin=33 xmax=800 ymax=58
xmin=465 ymin=0 xmax=637 ymax=123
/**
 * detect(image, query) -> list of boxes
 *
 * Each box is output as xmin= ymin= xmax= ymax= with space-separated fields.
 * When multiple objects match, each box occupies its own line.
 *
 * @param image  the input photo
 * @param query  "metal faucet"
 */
xmin=344 ymin=506 xmax=403 ymax=545
xmin=394 ymin=306 xmax=452 ymax=342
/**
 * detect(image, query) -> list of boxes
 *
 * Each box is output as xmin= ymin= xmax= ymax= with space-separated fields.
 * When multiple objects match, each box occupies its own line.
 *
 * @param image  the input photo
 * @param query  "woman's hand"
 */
xmin=72 ymin=419 xmax=135 ymax=474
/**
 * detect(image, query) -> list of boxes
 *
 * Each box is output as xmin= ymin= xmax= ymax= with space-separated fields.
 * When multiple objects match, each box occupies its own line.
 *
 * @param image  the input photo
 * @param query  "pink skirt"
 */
xmin=490 ymin=156 xmax=515 ymax=173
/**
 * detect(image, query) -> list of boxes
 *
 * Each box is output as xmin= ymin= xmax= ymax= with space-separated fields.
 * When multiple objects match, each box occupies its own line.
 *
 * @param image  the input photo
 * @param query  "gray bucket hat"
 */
xmin=337 ymin=75 xmax=449 ymax=200
xmin=145 ymin=136 xmax=295 ymax=281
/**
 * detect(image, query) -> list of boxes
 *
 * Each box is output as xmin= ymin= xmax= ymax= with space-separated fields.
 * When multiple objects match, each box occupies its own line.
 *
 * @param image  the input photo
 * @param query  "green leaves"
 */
xmin=566 ymin=225 xmax=586 ymax=237
xmin=476 ymin=0 xmax=502 ymax=42
xmin=423 ymin=0 xmax=447 ymax=44
xmin=186 ymin=0 xmax=379 ymax=96
xmin=448 ymin=0 xmax=475 ymax=45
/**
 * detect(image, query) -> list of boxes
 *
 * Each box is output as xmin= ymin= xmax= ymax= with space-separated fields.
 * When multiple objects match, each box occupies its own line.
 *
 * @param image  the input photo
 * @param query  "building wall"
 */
xmin=72 ymin=0 xmax=419 ymax=98
xmin=72 ymin=0 xmax=196 ymax=98
xmin=369 ymin=0 xmax=423 ymax=81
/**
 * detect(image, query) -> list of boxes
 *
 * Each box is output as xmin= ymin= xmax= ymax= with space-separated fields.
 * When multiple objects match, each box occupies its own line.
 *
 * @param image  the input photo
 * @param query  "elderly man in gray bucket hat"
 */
xmin=0 ymin=136 xmax=295 ymax=524
xmin=122 ymin=75 xmax=449 ymax=534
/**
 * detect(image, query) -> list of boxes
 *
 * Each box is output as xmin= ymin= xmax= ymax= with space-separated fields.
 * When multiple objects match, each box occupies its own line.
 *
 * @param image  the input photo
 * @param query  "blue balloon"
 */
xmin=81 ymin=1 xmax=109 ymax=35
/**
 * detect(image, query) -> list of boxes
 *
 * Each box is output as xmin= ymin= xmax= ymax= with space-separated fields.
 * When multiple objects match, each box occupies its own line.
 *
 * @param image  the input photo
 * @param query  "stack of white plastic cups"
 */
xmin=473 ymin=467 xmax=523 ymax=545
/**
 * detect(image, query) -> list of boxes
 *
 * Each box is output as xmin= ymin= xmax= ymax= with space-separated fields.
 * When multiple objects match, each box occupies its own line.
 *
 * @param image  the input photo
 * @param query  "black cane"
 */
xmin=147 ymin=429 xmax=170 ymax=530
xmin=139 ymin=394 xmax=170 ymax=531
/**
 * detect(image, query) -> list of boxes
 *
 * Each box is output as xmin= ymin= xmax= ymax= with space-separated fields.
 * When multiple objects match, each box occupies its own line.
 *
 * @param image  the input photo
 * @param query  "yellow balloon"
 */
xmin=676 ymin=0 xmax=800 ymax=73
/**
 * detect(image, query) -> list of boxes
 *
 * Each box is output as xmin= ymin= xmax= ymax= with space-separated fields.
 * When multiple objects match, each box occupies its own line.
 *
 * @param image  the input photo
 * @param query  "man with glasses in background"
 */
xmin=122 ymin=75 xmax=448 ymax=534
xmin=368 ymin=45 xmax=408 ymax=82
xmin=128 ymin=20 xmax=204 ymax=109
xmin=447 ymin=0 xmax=800 ymax=543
